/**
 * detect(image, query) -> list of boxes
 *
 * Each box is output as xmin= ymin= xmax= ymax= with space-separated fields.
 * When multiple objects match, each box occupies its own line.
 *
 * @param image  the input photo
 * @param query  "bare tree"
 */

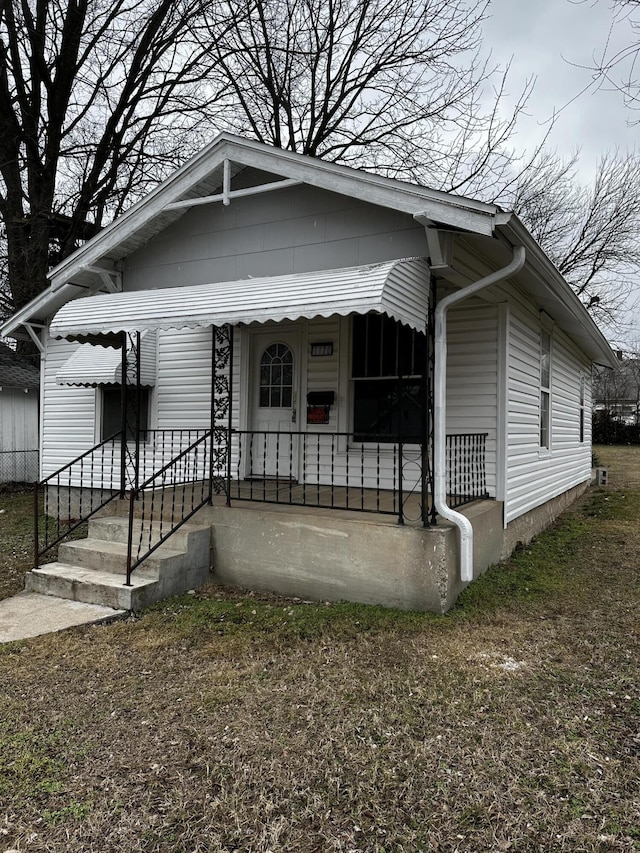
xmin=1 ymin=0 xmax=635 ymax=338
xmin=0 ymin=0 xmax=225 ymax=321
xmin=587 ymin=0 xmax=640 ymax=114
xmin=200 ymin=0 xmax=536 ymax=188
xmin=497 ymin=149 xmax=640 ymax=332
xmin=202 ymin=0 xmax=640 ymax=329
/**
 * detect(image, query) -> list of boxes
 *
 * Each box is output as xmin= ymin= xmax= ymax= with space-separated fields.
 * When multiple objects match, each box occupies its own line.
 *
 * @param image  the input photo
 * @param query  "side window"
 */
xmin=579 ymin=374 xmax=585 ymax=443
xmin=540 ymin=330 xmax=551 ymax=449
xmin=101 ymin=386 xmax=150 ymax=441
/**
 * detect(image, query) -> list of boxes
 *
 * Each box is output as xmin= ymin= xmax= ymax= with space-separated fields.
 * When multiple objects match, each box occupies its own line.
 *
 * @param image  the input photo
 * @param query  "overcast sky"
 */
xmin=482 ymin=0 xmax=638 ymax=342
xmin=481 ymin=0 xmax=638 ymax=179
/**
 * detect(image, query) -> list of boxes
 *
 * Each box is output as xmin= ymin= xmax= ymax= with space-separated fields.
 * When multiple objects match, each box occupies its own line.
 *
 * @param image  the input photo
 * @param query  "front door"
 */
xmin=251 ymin=332 xmax=299 ymax=479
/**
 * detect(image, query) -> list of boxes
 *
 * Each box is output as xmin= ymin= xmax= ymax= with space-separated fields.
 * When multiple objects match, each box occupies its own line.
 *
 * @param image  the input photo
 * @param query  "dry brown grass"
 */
xmin=594 ymin=444 xmax=640 ymax=489
xmin=0 ymin=447 xmax=638 ymax=852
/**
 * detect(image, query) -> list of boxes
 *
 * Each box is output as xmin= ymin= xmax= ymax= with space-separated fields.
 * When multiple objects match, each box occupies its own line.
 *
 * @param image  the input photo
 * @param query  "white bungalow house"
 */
xmin=1 ymin=134 xmax=616 ymax=613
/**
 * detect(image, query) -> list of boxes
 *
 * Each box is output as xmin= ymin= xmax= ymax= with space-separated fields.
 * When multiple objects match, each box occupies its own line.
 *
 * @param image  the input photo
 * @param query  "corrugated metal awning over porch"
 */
xmin=55 ymin=331 xmax=157 ymax=386
xmin=49 ymin=258 xmax=430 ymax=340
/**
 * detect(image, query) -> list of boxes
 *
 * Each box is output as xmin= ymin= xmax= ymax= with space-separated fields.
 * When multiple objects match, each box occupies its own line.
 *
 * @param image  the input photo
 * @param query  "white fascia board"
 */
xmin=497 ymin=215 xmax=618 ymax=369
xmin=1 ymin=286 xmax=69 ymax=338
xmin=228 ymin=141 xmax=499 ymax=224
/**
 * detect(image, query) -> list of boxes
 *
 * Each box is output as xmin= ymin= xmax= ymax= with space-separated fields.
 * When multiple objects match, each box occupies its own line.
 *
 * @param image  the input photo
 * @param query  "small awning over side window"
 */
xmin=56 ymin=331 xmax=156 ymax=387
xmin=49 ymin=258 xmax=430 ymax=340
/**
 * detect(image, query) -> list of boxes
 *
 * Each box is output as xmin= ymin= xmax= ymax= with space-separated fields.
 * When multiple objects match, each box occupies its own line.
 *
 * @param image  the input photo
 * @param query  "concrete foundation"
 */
xmin=196 ymin=499 xmax=504 ymax=613
xmin=196 ymin=481 xmax=588 ymax=612
xmin=33 ymin=480 xmax=590 ymax=614
xmin=500 ymin=480 xmax=590 ymax=561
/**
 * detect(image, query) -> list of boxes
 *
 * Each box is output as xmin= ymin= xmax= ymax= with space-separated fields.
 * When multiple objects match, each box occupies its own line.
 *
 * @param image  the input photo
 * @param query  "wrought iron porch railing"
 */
xmin=447 ymin=432 xmax=490 ymax=509
xmin=230 ymin=430 xmax=489 ymax=525
xmin=35 ymin=427 xmax=488 ymax=582
xmin=125 ymin=430 xmax=216 ymax=585
xmin=34 ymin=433 xmax=125 ymax=569
xmin=34 ymin=428 xmax=212 ymax=571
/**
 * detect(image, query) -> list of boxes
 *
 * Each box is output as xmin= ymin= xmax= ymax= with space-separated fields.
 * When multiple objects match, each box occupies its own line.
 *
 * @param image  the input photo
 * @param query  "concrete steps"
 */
xmin=27 ymin=516 xmax=211 ymax=611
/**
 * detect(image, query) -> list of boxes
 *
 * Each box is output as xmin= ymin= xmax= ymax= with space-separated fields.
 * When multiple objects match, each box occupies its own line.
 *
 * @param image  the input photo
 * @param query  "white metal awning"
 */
xmin=56 ymin=332 xmax=157 ymax=386
xmin=49 ymin=258 xmax=430 ymax=340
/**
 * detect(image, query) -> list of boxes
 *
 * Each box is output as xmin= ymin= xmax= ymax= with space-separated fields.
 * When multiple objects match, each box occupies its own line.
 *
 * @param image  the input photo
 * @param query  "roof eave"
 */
xmin=497 ymin=214 xmax=618 ymax=369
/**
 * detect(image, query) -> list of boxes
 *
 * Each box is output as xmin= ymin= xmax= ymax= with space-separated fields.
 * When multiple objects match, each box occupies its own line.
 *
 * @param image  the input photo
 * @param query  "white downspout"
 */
xmin=434 ymin=244 xmax=526 ymax=582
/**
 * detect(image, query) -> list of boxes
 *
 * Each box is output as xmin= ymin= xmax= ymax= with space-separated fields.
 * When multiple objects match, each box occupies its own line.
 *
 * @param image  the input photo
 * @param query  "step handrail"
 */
xmin=34 ymin=431 xmax=126 ymax=569
xmin=125 ymin=430 xmax=214 ymax=584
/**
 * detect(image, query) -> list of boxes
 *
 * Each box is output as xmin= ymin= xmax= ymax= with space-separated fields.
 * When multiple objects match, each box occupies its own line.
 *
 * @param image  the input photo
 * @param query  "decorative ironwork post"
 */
xmin=397 ymin=325 xmax=404 ymax=526
xmin=120 ymin=331 xmax=142 ymax=495
xmin=124 ymin=330 xmax=143 ymax=585
xmin=210 ymin=324 xmax=233 ymax=503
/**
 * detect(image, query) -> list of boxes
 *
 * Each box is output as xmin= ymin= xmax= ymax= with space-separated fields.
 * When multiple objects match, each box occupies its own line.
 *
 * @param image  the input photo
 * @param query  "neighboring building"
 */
xmin=1 ymin=134 xmax=617 ymax=612
xmin=0 ymin=342 xmax=39 ymax=483
xmin=593 ymin=353 xmax=640 ymax=424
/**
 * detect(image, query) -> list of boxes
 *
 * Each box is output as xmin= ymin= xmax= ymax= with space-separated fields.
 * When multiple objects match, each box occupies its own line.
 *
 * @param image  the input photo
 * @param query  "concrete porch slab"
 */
xmin=0 ymin=591 xmax=126 ymax=644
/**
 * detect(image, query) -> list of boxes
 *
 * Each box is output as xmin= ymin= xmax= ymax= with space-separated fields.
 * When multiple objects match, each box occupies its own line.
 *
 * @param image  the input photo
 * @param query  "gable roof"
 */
xmin=48 ymin=133 xmax=502 ymax=290
xmin=0 ymin=342 xmax=39 ymax=389
xmin=0 ymin=132 xmax=617 ymax=368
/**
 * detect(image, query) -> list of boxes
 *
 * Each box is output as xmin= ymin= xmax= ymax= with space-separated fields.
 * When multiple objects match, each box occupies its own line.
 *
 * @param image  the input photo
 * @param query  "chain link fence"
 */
xmin=0 ymin=450 xmax=39 ymax=484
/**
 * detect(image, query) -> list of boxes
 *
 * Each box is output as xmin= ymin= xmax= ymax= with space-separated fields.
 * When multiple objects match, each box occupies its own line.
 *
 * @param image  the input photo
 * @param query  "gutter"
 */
xmin=434 ymin=244 xmax=526 ymax=582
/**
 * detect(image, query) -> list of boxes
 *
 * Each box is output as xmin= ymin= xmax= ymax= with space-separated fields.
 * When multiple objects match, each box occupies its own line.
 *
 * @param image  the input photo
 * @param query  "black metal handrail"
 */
xmin=125 ymin=430 xmax=213 ymax=584
xmin=35 ymin=426 xmax=489 ymax=582
xmin=34 ymin=432 xmax=125 ymax=568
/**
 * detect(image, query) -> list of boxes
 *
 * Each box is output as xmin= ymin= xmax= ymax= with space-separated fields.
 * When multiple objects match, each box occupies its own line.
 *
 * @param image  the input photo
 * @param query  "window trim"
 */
xmin=579 ymin=373 xmax=586 ymax=444
xmin=539 ymin=329 xmax=552 ymax=451
xmin=258 ymin=342 xmax=294 ymax=409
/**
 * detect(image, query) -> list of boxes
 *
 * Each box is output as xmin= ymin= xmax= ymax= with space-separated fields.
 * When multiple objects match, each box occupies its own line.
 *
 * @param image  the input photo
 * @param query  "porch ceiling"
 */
xmin=49 ymin=258 xmax=430 ymax=340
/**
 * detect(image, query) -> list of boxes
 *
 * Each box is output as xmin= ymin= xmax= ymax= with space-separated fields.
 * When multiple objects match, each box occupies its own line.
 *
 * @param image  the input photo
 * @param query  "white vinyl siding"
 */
xmin=157 ymin=326 xmax=241 ymax=477
xmin=41 ymin=337 xmax=97 ymax=479
xmin=156 ymin=327 xmax=214 ymax=431
xmin=124 ymin=184 xmax=427 ymax=290
xmin=540 ymin=330 xmax=551 ymax=449
xmin=505 ymin=304 xmax=592 ymax=524
xmin=446 ymin=301 xmax=499 ymax=497
xmin=41 ymin=328 xmax=242 ymax=486
xmin=306 ymin=317 xmax=340 ymax=431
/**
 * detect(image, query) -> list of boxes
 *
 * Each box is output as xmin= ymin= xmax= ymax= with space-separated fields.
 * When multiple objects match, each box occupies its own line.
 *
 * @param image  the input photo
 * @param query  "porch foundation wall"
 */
xmin=205 ymin=483 xmax=587 ymax=613
xmin=207 ymin=505 xmax=454 ymax=613
xmin=206 ymin=499 xmax=506 ymax=614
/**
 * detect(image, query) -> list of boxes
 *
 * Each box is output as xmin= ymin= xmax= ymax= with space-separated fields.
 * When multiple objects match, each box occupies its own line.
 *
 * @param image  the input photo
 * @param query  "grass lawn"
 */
xmin=0 ymin=446 xmax=638 ymax=852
